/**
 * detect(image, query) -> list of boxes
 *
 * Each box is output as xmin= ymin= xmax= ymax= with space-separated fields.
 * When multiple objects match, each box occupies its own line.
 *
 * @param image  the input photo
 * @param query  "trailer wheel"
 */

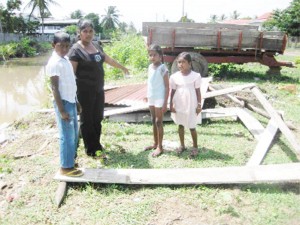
xmin=171 ymin=52 xmax=208 ymax=77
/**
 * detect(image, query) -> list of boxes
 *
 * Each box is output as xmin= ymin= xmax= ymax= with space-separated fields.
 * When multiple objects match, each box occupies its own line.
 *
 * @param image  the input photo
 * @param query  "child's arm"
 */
xmin=195 ymin=88 xmax=202 ymax=115
xmin=169 ymin=89 xmax=176 ymax=113
xmin=162 ymin=71 xmax=170 ymax=113
xmin=50 ymin=76 xmax=69 ymax=120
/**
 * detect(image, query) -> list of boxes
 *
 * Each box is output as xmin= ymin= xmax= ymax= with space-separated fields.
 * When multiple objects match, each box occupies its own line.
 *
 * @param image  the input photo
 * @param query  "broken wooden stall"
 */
xmin=54 ymin=78 xmax=300 ymax=207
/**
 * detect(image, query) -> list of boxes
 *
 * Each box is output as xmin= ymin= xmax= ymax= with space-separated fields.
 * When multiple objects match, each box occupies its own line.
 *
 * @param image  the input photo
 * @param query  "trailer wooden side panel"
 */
xmin=143 ymin=22 xmax=286 ymax=53
xmin=148 ymin=27 xmax=261 ymax=50
xmin=142 ymin=22 xmax=259 ymax=35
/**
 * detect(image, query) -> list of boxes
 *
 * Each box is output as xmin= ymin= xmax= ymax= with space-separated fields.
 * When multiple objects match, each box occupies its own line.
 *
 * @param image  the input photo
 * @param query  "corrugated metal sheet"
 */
xmin=105 ymin=83 xmax=147 ymax=106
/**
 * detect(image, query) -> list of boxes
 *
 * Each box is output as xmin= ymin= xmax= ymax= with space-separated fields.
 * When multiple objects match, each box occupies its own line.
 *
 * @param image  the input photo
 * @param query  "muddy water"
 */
xmin=0 ymin=53 xmax=51 ymax=126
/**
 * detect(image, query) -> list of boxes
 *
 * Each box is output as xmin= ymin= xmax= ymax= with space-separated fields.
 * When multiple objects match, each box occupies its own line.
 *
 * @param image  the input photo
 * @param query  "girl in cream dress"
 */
xmin=169 ymin=52 xmax=202 ymax=157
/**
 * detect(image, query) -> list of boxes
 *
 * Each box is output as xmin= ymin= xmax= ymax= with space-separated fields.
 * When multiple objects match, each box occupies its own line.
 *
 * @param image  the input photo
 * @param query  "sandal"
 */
xmin=152 ymin=148 xmax=163 ymax=157
xmin=176 ymin=146 xmax=186 ymax=155
xmin=60 ymin=168 xmax=83 ymax=177
xmin=144 ymin=145 xmax=157 ymax=151
xmin=189 ymin=148 xmax=199 ymax=158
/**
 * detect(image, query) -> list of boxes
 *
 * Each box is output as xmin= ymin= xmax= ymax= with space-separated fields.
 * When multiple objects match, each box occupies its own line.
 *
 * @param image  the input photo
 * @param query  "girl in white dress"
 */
xmin=169 ymin=52 xmax=202 ymax=157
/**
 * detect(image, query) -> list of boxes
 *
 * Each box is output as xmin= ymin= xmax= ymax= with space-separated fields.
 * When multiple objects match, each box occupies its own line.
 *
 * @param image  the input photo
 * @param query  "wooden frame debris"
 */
xmin=54 ymin=79 xmax=300 ymax=207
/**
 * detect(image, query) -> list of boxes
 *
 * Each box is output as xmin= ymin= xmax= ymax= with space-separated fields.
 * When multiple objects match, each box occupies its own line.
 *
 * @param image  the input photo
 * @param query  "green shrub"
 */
xmin=208 ymin=63 xmax=242 ymax=79
xmin=295 ymin=57 xmax=300 ymax=65
xmin=16 ymin=37 xmax=36 ymax=57
xmin=0 ymin=43 xmax=18 ymax=60
xmin=103 ymin=33 xmax=148 ymax=79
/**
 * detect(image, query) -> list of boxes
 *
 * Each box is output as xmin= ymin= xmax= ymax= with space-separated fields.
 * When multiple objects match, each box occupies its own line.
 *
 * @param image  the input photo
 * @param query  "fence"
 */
xmin=0 ymin=33 xmax=52 ymax=43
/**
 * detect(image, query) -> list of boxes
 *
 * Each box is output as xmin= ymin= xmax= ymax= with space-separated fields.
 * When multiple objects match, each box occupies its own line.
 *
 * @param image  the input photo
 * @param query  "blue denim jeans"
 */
xmin=54 ymin=100 xmax=78 ymax=168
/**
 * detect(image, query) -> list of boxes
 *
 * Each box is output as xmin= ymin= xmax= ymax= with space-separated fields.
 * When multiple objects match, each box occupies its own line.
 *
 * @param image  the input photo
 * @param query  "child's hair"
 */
xmin=53 ymin=31 xmax=70 ymax=44
xmin=77 ymin=19 xmax=94 ymax=31
xmin=148 ymin=44 xmax=164 ymax=62
xmin=177 ymin=52 xmax=192 ymax=63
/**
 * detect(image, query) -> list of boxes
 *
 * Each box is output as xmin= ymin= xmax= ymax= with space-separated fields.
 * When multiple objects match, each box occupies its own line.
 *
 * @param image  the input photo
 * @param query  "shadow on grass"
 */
xmin=276 ymin=138 xmax=300 ymax=163
xmin=211 ymin=62 xmax=299 ymax=82
xmin=175 ymin=147 xmax=233 ymax=162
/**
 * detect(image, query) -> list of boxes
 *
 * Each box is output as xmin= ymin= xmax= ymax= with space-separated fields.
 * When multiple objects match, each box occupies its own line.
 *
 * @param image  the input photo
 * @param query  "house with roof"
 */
xmin=36 ymin=18 xmax=79 ymax=35
xmin=218 ymin=12 xmax=273 ymax=31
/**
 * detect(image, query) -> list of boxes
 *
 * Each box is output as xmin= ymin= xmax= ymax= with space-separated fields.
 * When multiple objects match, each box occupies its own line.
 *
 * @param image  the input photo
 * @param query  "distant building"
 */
xmin=218 ymin=12 xmax=273 ymax=31
xmin=36 ymin=18 xmax=79 ymax=35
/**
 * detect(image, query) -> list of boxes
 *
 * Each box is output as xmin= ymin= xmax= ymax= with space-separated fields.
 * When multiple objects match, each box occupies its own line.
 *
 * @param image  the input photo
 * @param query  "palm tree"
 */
xmin=71 ymin=10 xmax=84 ymax=19
xmin=101 ymin=6 xmax=121 ymax=30
xmin=219 ymin=14 xmax=227 ymax=21
xmin=25 ymin=0 xmax=59 ymax=34
xmin=231 ymin=10 xmax=240 ymax=20
xmin=209 ymin=15 xmax=218 ymax=23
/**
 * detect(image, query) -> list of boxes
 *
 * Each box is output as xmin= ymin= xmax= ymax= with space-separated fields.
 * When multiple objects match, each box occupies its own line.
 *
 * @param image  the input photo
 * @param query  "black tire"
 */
xmin=171 ymin=52 xmax=209 ymax=77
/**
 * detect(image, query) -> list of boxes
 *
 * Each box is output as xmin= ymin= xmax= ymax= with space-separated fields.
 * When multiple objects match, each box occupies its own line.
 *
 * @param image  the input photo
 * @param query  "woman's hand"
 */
xmin=122 ymin=67 xmax=129 ymax=75
xmin=76 ymin=102 xmax=82 ymax=114
xmin=170 ymin=104 xmax=176 ymax=113
xmin=196 ymin=106 xmax=202 ymax=115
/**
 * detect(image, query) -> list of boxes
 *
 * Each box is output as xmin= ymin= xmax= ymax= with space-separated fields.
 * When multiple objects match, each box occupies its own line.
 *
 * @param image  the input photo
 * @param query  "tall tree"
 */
xmin=219 ymin=14 xmax=227 ymax=21
xmin=101 ymin=6 xmax=121 ymax=30
xmin=84 ymin=13 xmax=102 ymax=34
xmin=0 ymin=0 xmax=22 ymax=33
xmin=71 ymin=10 xmax=83 ymax=19
xmin=209 ymin=15 xmax=218 ymax=23
xmin=230 ymin=10 xmax=240 ymax=19
xmin=25 ymin=0 xmax=59 ymax=34
xmin=263 ymin=0 xmax=300 ymax=37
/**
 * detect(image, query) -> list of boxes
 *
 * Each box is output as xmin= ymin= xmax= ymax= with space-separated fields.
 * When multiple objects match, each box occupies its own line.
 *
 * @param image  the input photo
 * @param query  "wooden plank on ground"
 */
xmin=203 ymin=83 xmax=256 ymax=99
xmin=200 ymin=107 xmax=239 ymax=120
xmin=54 ymin=163 xmax=300 ymax=184
xmin=104 ymin=104 xmax=148 ymax=117
xmin=200 ymin=77 xmax=213 ymax=108
xmin=251 ymin=87 xmax=300 ymax=155
xmin=236 ymin=108 xmax=265 ymax=140
xmin=247 ymin=118 xmax=279 ymax=166
xmin=198 ymin=77 xmax=213 ymax=123
xmin=55 ymin=182 xmax=68 ymax=208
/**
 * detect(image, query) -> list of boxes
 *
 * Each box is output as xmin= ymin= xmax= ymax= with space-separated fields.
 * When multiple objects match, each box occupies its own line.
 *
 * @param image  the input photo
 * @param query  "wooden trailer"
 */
xmin=142 ymin=22 xmax=294 ymax=76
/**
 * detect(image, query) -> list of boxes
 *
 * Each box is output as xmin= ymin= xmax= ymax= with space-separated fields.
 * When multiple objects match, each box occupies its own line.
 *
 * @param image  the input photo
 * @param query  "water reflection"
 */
xmin=0 ymin=53 xmax=51 ymax=126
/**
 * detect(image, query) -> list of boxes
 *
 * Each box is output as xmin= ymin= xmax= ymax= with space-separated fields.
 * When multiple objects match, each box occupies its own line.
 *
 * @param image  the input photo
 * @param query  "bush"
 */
xmin=0 ymin=43 xmax=18 ymax=60
xmin=16 ymin=37 xmax=36 ymax=57
xmin=103 ymin=33 xmax=148 ymax=79
xmin=208 ymin=63 xmax=242 ymax=79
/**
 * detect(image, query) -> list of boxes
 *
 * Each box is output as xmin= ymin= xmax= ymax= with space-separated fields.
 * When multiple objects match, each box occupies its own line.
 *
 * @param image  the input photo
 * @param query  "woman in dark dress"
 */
xmin=68 ymin=19 xmax=129 ymax=157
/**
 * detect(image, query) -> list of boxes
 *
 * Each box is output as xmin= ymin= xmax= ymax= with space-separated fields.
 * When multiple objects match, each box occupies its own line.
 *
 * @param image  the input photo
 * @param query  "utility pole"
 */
xmin=182 ymin=0 xmax=185 ymax=18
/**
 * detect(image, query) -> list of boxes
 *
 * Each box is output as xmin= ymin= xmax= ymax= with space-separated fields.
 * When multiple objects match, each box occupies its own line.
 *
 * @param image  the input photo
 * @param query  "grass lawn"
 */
xmin=0 ymin=49 xmax=299 ymax=225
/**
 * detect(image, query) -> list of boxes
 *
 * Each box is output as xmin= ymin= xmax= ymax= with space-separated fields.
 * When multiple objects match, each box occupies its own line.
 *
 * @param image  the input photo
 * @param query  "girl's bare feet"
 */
xmin=176 ymin=146 xmax=186 ymax=155
xmin=152 ymin=148 xmax=163 ymax=157
xmin=144 ymin=145 xmax=157 ymax=151
xmin=189 ymin=147 xmax=199 ymax=158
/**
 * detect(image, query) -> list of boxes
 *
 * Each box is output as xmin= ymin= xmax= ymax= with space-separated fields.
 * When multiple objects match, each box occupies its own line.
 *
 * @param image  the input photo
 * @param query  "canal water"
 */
xmin=0 ymin=53 xmax=51 ymax=127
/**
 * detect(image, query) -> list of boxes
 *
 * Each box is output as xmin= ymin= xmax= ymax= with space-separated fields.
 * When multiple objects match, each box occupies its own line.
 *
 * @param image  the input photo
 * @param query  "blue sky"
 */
xmin=0 ymin=0 xmax=292 ymax=31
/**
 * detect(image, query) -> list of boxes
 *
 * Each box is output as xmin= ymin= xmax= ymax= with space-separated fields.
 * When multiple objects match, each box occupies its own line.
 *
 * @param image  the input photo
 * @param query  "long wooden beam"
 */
xmin=251 ymin=87 xmax=300 ymax=155
xmin=54 ymin=163 xmax=300 ymax=185
xmin=247 ymin=118 xmax=279 ymax=166
xmin=203 ymin=83 xmax=256 ymax=99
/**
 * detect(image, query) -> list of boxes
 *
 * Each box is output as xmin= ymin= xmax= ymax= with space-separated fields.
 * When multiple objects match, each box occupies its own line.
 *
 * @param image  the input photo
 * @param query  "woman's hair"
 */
xmin=77 ymin=19 xmax=94 ymax=31
xmin=148 ymin=44 xmax=164 ymax=62
xmin=177 ymin=52 xmax=192 ymax=63
xmin=53 ymin=31 xmax=70 ymax=44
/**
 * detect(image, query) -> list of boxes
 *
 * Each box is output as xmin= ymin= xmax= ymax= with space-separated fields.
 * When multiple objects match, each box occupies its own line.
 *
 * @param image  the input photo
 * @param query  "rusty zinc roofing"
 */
xmin=105 ymin=83 xmax=147 ymax=106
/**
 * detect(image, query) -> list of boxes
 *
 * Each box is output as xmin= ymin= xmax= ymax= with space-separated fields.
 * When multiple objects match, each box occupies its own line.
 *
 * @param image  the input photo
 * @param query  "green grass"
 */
xmin=1 ymin=48 xmax=300 ymax=225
